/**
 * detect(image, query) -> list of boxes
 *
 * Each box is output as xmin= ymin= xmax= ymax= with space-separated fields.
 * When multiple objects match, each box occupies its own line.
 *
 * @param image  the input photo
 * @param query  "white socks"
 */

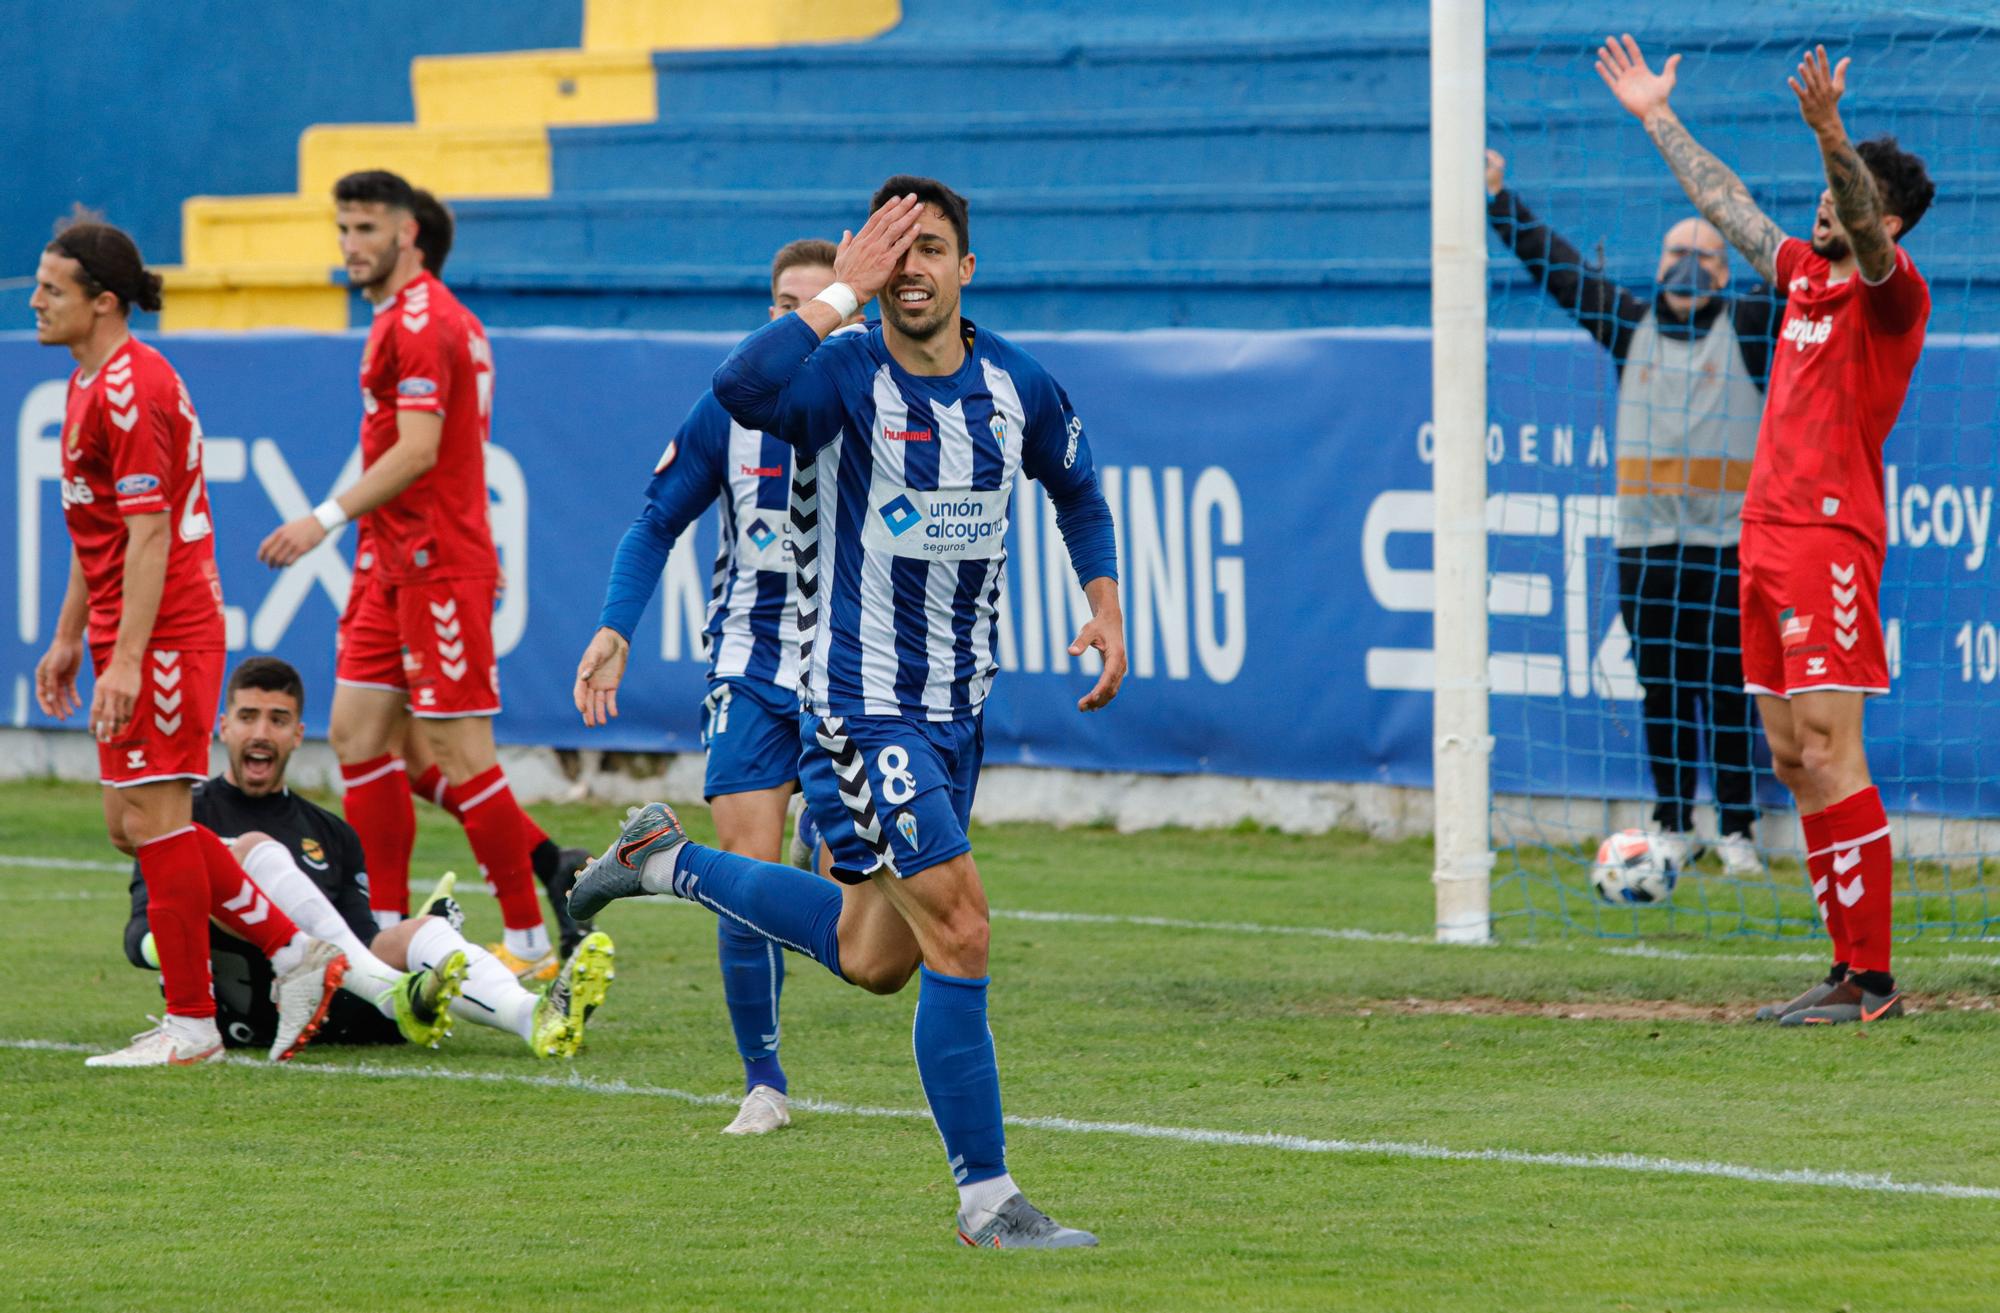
xmin=163 ymin=1012 xmax=221 ymax=1046
xmin=241 ymin=839 xmax=404 ymax=1014
xmin=408 ymin=916 xmax=537 ymax=1043
xmin=503 ymin=924 xmax=552 ymax=961
xmin=957 ymin=1173 xmax=1020 ymax=1221
xmin=269 ymin=934 xmax=307 ymax=977
xmin=373 ymin=910 xmax=404 ymax=931
xmin=640 ymin=842 xmax=689 ymax=894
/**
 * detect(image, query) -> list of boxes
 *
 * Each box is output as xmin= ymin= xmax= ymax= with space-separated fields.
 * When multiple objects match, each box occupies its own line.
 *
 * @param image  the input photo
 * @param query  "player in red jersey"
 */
xmin=31 ymin=217 xmax=347 ymax=1066
xmin=1601 ymin=40 xmax=1935 ymax=1023
xmin=257 ymin=171 xmax=566 ymax=980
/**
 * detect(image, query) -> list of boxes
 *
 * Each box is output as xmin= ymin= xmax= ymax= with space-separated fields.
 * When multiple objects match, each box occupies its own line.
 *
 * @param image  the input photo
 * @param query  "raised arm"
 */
xmin=1596 ymin=34 xmax=1786 ymax=283
xmin=1790 ymin=46 xmax=1894 ymax=284
xmin=1486 ymin=150 xmax=1647 ymax=362
xmin=712 ymin=194 xmax=923 ymax=436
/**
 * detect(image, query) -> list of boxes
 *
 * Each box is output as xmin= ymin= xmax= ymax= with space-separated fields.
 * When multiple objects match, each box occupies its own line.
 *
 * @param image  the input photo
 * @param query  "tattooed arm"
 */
xmin=1790 ymin=45 xmax=1895 ymax=282
xmin=1595 ymin=34 xmax=1786 ymax=283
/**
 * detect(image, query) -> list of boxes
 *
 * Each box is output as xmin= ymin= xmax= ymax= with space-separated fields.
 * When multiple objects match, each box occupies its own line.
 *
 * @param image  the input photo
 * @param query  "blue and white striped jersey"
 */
xmin=597 ymin=390 xmax=803 ymax=691
xmin=715 ymin=317 xmax=1117 ymax=722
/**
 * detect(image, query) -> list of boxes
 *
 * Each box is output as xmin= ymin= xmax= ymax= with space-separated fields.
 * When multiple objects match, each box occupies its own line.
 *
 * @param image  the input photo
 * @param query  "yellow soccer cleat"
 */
xmin=488 ymin=940 xmax=559 ymax=984
xmin=530 ymin=931 xmax=616 ymax=1058
xmin=390 ymin=949 xmax=467 ymax=1049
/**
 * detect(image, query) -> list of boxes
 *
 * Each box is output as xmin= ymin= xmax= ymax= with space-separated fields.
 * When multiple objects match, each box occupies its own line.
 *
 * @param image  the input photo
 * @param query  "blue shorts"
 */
xmin=798 ymin=713 xmax=984 ymax=882
xmin=700 ymin=678 xmax=801 ymax=800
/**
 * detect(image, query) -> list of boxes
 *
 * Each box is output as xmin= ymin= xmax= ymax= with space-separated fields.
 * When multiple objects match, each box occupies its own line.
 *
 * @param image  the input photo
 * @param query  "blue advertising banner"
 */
xmin=3 ymin=328 xmax=1994 ymax=815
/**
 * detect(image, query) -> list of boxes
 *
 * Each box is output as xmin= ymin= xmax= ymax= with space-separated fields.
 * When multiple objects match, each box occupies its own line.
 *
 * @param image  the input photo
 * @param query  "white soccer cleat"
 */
xmin=269 ymin=938 xmax=348 ymax=1062
xmin=1716 ymin=833 xmax=1765 ymax=877
xmin=721 ymin=1084 xmax=792 ymax=1136
xmin=85 ymin=1017 xmax=223 ymax=1068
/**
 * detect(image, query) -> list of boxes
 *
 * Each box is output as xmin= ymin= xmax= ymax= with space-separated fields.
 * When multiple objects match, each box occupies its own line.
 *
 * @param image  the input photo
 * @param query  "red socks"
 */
xmin=415 ymin=760 xmax=552 ymax=852
xmin=343 ymin=753 xmax=415 ymax=918
xmin=454 ymin=764 xmax=543 ymax=931
xmin=411 ymin=762 xmax=460 ymax=819
xmin=134 ymin=827 xmax=215 ymax=1019
xmin=1819 ymin=787 xmax=1895 ymax=975
xmin=1799 ymin=809 xmax=1852 ymax=966
xmin=193 ymin=824 xmax=300 ymax=957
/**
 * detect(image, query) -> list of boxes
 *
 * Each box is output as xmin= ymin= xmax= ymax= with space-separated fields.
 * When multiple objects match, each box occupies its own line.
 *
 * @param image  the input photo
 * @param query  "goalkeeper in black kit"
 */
xmin=123 ymin=657 xmax=613 ymax=1056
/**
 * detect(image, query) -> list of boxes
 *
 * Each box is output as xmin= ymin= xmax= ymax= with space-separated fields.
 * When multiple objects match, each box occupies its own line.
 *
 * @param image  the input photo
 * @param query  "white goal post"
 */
xmin=1429 ymin=0 xmax=1493 ymax=942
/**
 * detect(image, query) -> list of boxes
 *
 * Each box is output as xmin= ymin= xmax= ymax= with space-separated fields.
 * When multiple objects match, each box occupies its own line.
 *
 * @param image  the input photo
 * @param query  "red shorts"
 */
xmin=90 ymin=645 xmax=223 ymax=787
xmin=1738 ymin=521 xmax=1889 ymax=698
xmin=335 ymin=572 xmax=501 ymax=718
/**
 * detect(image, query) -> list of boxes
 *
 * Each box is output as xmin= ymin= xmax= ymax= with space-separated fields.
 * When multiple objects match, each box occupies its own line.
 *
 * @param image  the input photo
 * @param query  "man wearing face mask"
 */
xmin=1487 ymin=149 xmax=1779 ymax=877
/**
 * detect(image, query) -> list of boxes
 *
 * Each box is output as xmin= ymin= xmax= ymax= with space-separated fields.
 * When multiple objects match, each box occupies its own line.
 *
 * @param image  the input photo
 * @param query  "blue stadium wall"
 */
xmin=0 ymin=2 xmax=579 ymax=275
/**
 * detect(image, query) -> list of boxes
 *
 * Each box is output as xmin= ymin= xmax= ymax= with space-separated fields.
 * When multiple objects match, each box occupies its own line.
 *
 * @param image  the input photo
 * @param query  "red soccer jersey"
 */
xmin=1742 ymin=236 xmax=1930 ymax=553
xmin=357 ymin=271 xmax=498 ymax=582
xmin=59 ymin=337 xmax=225 ymax=650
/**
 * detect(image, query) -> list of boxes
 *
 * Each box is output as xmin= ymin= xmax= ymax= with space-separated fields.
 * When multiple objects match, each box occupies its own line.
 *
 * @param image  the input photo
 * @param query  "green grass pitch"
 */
xmin=4 ymin=776 xmax=2000 ymax=1311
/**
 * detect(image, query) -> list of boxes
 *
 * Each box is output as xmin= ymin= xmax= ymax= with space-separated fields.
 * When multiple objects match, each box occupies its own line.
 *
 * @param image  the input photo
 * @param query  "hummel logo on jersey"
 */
xmin=1835 ymin=873 xmax=1865 ymax=907
xmin=880 ymin=495 xmax=923 ymax=537
xmin=126 ymin=748 xmax=146 ymax=770
xmin=1806 ymin=656 xmax=1828 ymax=677
xmin=1832 ymin=848 xmax=1863 ymax=876
xmin=747 ymin=518 xmax=778 ymax=550
xmin=885 ymin=427 xmax=932 ymax=443
xmin=1782 ymin=314 xmax=1834 ymax=351
xmin=740 ymin=464 xmax=782 ymax=478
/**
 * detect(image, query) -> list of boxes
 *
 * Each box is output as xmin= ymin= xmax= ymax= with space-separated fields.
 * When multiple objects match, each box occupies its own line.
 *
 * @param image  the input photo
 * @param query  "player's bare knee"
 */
xmin=845 ymin=953 xmax=918 ymax=995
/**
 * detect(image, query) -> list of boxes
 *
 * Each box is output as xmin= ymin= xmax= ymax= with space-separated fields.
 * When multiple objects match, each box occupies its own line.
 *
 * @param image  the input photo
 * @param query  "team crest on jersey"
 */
xmin=895 ymin=810 xmax=919 ymax=850
xmin=989 ymin=413 xmax=1008 ymax=445
xmin=655 ymin=440 xmax=678 ymax=473
xmin=65 ymin=424 xmax=82 ymax=458
xmin=300 ymin=838 xmax=328 ymax=870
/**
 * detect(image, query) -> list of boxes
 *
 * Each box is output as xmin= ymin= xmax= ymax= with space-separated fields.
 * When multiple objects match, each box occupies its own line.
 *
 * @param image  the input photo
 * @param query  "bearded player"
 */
xmin=573 ymin=238 xmax=858 ymax=1136
xmin=124 ymin=657 xmax=612 ymax=1057
xmin=574 ymin=179 xmax=1126 ymax=1247
xmin=258 ymin=170 xmax=575 ymax=984
xmin=1600 ymin=40 xmax=1933 ymax=1023
xmin=31 ymin=217 xmax=347 ymax=1066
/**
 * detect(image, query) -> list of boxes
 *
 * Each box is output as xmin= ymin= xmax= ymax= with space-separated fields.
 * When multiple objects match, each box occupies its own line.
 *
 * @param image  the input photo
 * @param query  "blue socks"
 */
xmin=717 ymin=918 xmax=787 ymax=1094
xmin=673 ymin=843 xmax=845 ymax=979
xmin=914 ymin=966 xmax=1008 ymax=1186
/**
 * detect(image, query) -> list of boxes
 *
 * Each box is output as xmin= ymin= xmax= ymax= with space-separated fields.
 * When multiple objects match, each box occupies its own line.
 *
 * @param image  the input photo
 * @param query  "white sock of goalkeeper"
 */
xmin=241 ymin=838 xmax=403 ymax=1015
xmin=406 ymin=915 xmax=537 ymax=1042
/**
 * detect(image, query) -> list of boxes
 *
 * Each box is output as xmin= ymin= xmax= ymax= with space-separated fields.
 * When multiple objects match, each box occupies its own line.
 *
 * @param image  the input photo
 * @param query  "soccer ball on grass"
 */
xmin=1589 ymin=829 xmax=1678 ymax=905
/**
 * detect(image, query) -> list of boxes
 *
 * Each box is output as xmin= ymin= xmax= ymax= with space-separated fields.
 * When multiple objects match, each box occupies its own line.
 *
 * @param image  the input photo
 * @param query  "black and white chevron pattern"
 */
xmin=814 ymin=715 xmax=895 ymax=878
xmin=789 ymin=450 xmax=821 ymax=694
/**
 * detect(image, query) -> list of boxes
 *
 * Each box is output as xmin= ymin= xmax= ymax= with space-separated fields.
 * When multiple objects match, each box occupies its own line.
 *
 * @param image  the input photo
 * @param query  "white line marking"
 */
xmin=7 ymin=851 xmax=2000 ymax=966
xmin=8 ymin=1036 xmax=1996 ymax=1201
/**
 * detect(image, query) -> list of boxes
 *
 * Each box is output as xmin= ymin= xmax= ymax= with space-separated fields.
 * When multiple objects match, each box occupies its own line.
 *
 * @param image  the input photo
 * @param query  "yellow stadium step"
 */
xmin=584 ymin=0 xmax=898 ymax=50
xmin=298 ymin=124 xmax=549 ymax=200
xmin=156 ymin=266 xmax=347 ymax=333
xmin=182 ymin=195 xmax=332 ymax=269
xmin=412 ymin=49 xmax=657 ymax=129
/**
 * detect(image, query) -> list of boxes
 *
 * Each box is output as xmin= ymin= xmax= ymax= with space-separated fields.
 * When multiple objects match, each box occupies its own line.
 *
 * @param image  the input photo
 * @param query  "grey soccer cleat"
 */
xmin=1753 ymin=977 xmax=1842 ymax=1022
xmin=956 ymin=1194 xmax=1099 ymax=1250
xmin=1781 ymin=982 xmax=1905 ymax=1027
xmin=568 ymin=803 xmax=689 ymax=920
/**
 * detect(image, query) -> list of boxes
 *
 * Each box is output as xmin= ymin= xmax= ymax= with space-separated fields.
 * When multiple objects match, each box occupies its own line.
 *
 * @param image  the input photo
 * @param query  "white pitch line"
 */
xmin=7 ymin=1036 xmax=1997 ymax=1202
xmin=8 ymin=850 xmax=2000 ymax=967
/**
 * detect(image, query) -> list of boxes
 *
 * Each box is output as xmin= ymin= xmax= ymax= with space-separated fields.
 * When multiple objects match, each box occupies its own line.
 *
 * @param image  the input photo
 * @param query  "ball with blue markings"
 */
xmin=1589 ymin=829 xmax=1678 ymax=905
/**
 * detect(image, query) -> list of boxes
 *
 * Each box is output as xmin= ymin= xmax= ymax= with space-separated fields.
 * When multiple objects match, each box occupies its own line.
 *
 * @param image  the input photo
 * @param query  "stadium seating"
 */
xmin=154 ymin=0 xmax=1999 ymax=332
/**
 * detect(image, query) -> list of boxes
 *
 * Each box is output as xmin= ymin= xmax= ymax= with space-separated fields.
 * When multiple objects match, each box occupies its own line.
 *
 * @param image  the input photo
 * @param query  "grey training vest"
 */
xmin=1613 ymin=305 xmax=1765 ymax=548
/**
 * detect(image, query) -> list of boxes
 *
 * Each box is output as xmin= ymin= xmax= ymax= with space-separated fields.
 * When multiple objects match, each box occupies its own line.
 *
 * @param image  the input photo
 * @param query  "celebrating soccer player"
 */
xmin=257 ymin=170 xmax=581 ymax=983
xmin=573 ymin=178 xmax=1127 ymax=1247
xmin=1600 ymin=38 xmax=1934 ymax=1022
xmin=573 ymin=238 xmax=860 ymax=1136
xmin=123 ymin=658 xmax=613 ymax=1057
xmin=31 ymin=217 xmax=348 ymax=1066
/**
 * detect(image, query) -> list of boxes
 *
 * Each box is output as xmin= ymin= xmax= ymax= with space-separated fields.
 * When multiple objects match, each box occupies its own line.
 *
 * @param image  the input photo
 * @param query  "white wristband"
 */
xmin=810 ymin=281 xmax=860 ymax=321
xmin=312 ymin=499 xmax=349 ymax=533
